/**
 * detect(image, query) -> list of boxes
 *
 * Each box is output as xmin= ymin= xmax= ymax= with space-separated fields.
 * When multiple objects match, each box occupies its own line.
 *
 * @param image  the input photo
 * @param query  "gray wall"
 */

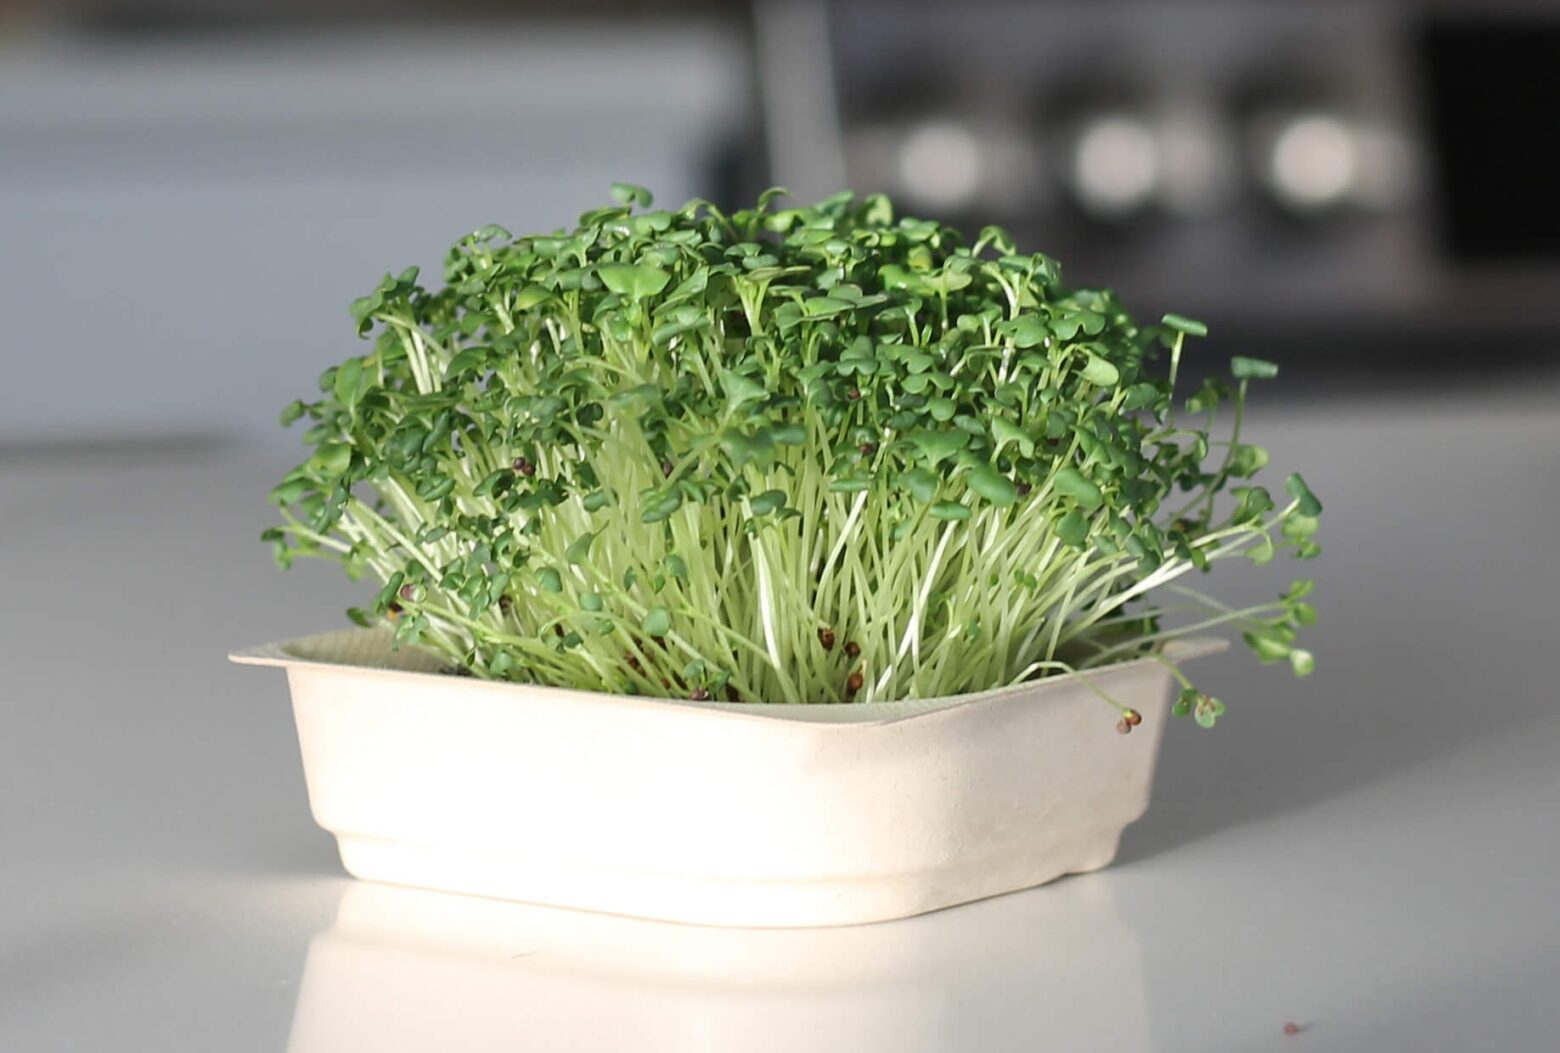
xmin=0 ymin=24 xmax=746 ymax=446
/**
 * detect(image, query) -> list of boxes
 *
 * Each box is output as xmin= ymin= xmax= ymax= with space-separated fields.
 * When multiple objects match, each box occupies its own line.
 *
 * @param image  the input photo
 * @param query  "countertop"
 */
xmin=4 ymin=389 xmax=1559 ymax=1052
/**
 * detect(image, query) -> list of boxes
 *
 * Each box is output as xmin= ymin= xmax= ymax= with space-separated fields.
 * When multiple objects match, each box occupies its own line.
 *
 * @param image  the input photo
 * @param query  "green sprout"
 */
xmin=265 ymin=186 xmax=1320 ymax=722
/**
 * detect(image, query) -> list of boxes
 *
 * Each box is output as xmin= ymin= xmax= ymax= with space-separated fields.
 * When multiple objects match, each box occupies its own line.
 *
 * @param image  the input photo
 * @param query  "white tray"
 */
xmin=234 ymin=629 xmax=1223 ymax=927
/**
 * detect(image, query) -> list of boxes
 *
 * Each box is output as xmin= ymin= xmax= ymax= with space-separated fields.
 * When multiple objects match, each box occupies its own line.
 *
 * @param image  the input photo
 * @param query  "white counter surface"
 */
xmin=4 ymin=391 xmax=1559 ymax=1051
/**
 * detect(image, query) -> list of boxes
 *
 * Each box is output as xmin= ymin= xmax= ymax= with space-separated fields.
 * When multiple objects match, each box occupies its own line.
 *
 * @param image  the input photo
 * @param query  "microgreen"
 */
xmin=266 ymin=187 xmax=1321 ymax=723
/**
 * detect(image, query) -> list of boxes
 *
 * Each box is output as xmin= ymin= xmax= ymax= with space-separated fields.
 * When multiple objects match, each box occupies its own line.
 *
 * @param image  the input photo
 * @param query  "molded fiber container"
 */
xmin=233 ymin=630 xmax=1221 ymax=927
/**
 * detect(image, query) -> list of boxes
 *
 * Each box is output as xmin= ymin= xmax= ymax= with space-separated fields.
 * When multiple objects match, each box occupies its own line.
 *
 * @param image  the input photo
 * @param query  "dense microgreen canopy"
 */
xmin=265 ymin=186 xmax=1320 ymax=726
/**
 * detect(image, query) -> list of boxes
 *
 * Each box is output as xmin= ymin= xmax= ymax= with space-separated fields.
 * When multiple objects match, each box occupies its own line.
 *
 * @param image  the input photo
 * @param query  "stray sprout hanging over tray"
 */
xmin=265 ymin=185 xmax=1320 ymax=724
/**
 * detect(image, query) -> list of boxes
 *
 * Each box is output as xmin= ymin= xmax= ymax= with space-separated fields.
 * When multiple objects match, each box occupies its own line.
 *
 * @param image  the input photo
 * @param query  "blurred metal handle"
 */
xmin=752 ymin=0 xmax=848 ymax=200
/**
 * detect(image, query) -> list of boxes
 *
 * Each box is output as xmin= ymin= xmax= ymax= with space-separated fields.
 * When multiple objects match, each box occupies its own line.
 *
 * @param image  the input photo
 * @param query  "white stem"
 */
xmin=874 ymin=523 xmax=956 ymax=698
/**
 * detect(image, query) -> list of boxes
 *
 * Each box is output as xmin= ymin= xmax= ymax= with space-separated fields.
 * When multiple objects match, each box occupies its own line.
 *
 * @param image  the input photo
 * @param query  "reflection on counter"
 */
xmin=289 ymin=878 xmax=1149 ymax=1052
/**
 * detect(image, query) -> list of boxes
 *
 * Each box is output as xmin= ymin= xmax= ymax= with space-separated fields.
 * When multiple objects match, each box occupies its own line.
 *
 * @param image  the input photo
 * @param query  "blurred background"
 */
xmin=5 ymin=4 xmax=1560 ymax=1051
xmin=3 ymin=0 xmax=1559 ymax=447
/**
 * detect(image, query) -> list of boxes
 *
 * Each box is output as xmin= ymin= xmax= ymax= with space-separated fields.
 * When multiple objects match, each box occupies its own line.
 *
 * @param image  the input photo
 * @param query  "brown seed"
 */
xmin=847 ymin=387 xmax=862 ymax=400
xmin=661 ymin=460 xmax=674 ymax=478
xmin=513 ymin=457 xmax=535 ymax=477
xmin=858 ymin=442 xmax=877 ymax=456
xmin=385 ymin=602 xmax=401 ymax=622
xmin=625 ymin=652 xmax=642 ymax=672
xmin=844 ymin=641 xmax=861 ymax=659
xmin=1116 ymin=717 xmax=1132 ymax=734
xmin=554 ymin=624 xmax=565 ymax=638
xmin=399 ymin=583 xmax=417 ymax=602
xmin=725 ymin=685 xmax=742 ymax=702
xmin=1125 ymin=709 xmax=1142 ymax=727
xmin=818 ymin=626 xmax=836 ymax=650
xmin=846 ymin=671 xmax=864 ymax=694
xmin=1016 ymin=482 xmax=1032 ymax=497
xmin=661 ymin=678 xmax=671 ymax=689
xmin=498 ymin=595 xmax=514 ymax=613
xmin=1283 ymin=1023 xmax=1301 ymax=1036
xmin=690 ymin=687 xmax=711 ymax=701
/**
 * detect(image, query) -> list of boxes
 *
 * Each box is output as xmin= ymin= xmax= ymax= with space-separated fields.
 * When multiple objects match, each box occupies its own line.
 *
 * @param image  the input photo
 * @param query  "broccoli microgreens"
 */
xmin=265 ymin=185 xmax=1320 ymax=725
